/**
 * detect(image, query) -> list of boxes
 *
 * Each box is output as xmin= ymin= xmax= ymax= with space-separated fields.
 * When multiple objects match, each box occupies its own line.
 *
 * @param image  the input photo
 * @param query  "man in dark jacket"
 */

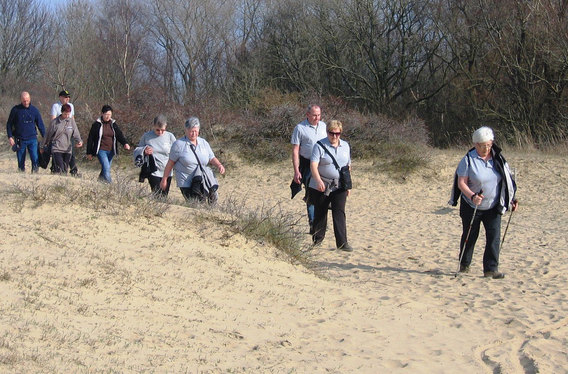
xmin=6 ymin=91 xmax=46 ymax=172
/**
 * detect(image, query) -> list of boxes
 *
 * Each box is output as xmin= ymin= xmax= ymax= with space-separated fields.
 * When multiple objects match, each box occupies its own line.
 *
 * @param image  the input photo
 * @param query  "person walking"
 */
xmin=86 ymin=105 xmax=130 ymax=183
xmin=309 ymin=120 xmax=353 ymax=251
xmin=291 ymin=104 xmax=327 ymax=234
xmin=41 ymin=104 xmax=83 ymax=174
xmin=160 ymin=117 xmax=225 ymax=202
xmin=450 ymin=126 xmax=518 ymax=279
xmin=50 ymin=90 xmax=79 ymax=175
xmin=6 ymin=91 xmax=46 ymax=173
xmin=134 ymin=114 xmax=176 ymax=196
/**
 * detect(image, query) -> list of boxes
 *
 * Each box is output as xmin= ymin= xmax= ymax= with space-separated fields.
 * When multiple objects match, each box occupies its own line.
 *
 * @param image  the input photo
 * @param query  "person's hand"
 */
xmin=76 ymin=141 xmax=83 ymax=148
xmin=217 ymin=164 xmax=225 ymax=175
xmin=347 ymin=189 xmax=350 ymax=197
xmin=144 ymin=146 xmax=153 ymax=155
xmin=472 ymin=192 xmax=484 ymax=206
xmin=8 ymin=137 xmax=15 ymax=147
xmin=293 ymin=170 xmax=302 ymax=184
xmin=511 ymin=199 xmax=519 ymax=212
xmin=124 ymin=144 xmax=131 ymax=150
xmin=159 ymin=179 xmax=167 ymax=191
xmin=87 ymin=154 xmax=93 ymax=161
xmin=39 ymin=147 xmax=44 ymax=154
xmin=316 ymin=179 xmax=325 ymax=192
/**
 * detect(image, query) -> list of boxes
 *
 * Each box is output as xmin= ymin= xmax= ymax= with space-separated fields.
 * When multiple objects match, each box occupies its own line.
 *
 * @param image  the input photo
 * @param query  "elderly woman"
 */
xmin=450 ymin=126 xmax=518 ymax=279
xmin=160 ymin=117 xmax=225 ymax=202
xmin=135 ymin=115 xmax=176 ymax=196
xmin=41 ymin=103 xmax=83 ymax=174
xmin=86 ymin=105 xmax=130 ymax=183
xmin=309 ymin=120 xmax=352 ymax=251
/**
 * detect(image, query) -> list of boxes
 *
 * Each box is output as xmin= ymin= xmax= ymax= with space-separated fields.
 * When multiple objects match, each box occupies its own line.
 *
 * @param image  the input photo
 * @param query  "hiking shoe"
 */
xmin=459 ymin=265 xmax=470 ymax=273
xmin=484 ymin=271 xmax=505 ymax=279
xmin=338 ymin=243 xmax=353 ymax=252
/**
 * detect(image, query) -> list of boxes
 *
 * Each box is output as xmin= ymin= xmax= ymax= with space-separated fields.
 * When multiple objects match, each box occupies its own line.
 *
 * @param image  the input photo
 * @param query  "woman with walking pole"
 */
xmin=449 ymin=127 xmax=518 ymax=279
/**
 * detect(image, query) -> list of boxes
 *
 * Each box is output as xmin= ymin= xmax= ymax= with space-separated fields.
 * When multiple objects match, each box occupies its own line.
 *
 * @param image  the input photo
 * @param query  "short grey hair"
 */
xmin=153 ymin=114 xmax=167 ymax=128
xmin=472 ymin=126 xmax=494 ymax=143
xmin=184 ymin=117 xmax=200 ymax=129
xmin=306 ymin=104 xmax=320 ymax=114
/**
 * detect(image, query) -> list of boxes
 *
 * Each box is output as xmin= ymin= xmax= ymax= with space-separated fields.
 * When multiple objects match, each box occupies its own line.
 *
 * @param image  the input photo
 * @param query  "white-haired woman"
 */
xmin=160 ymin=117 xmax=225 ymax=201
xmin=135 ymin=114 xmax=176 ymax=196
xmin=450 ymin=126 xmax=518 ymax=279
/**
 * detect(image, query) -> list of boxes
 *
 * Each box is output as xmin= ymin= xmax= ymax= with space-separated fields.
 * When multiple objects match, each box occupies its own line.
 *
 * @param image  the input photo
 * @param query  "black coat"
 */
xmin=86 ymin=118 xmax=128 ymax=156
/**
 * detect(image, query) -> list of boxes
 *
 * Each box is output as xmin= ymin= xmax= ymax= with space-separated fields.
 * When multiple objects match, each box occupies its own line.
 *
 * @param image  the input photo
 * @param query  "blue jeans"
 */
xmin=16 ymin=138 xmax=39 ymax=172
xmin=299 ymin=156 xmax=315 ymax=225
xmin=459 ymin=199 xmax=502 ymax=272
xmin=97 ymin=150 xmax=114 ymax=183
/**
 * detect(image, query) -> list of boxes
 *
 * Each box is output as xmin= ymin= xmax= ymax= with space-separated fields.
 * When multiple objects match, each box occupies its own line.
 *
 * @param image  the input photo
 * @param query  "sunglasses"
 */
xmin=328 ymin=131 xmax=341 ymax=136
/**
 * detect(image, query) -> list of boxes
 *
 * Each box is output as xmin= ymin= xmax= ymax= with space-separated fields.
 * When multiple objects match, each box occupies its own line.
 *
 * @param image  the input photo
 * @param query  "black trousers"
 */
xmin=69 ymin=153 xmax=78 ymax=174
xmin=309 ymin=187 xmax=348 ymax=248
xmin=180 ymin=186 xmax=204 ymax=202
xmin=148 ymin=175 xmax=171 ymax=197
xmin=52 ymin=152 xmax=72 ymax=173
xmin=459 ymin=199 xmax=502 ymax=272
xmin=51 ymin=152 xmax=78 ymax=174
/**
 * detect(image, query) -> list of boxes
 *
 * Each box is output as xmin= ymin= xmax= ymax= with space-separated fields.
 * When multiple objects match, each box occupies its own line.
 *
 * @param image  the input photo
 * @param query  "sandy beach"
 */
xmin=0 ymin=146 xmax=567 ymax=373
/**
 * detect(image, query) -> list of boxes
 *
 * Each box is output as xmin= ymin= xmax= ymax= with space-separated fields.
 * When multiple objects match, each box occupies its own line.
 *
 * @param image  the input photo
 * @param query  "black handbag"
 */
xmin=316 ymin=141 xmax=352 ymax=190
xmin=188 ymin=142 xmax=218 ymax=202
xmin=38 ymin=144 xmax=51 ymax=169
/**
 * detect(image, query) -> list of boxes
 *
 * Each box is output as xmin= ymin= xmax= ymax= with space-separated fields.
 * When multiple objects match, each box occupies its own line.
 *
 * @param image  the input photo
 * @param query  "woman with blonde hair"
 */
xmin=309 ymin=120 xmax=353 ymax=251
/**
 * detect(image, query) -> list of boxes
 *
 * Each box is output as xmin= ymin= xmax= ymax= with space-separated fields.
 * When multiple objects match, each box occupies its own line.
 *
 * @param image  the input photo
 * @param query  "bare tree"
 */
xmin=0 ymin=0 xmax=53 ymax=93
xmin=148 ymin=0 xmax=238 ymax=103
xmin=43 ymin=0 xmax=98 ymax=103
xmin=96 ymin=0 xmax=147 ymax=103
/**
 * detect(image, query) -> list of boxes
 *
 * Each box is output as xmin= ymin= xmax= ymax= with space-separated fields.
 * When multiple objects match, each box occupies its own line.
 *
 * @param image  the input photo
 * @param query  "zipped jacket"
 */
xmin=449 ymin=144 xmax=517 ymax=214
xmin=42 ymin=117 xmax=82 ymax=153
xmin=87 ymin=118 xmax=128 ymax=156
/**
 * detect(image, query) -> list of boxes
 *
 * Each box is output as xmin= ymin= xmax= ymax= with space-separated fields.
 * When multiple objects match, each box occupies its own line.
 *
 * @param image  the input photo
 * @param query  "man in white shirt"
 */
xmin=291 ymin=104 xmax=327 ymax=234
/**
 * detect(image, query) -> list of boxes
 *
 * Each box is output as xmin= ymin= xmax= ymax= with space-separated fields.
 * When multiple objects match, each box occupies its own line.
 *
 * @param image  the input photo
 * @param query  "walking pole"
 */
xmin=499 ymin=200 xmax=516 ymax=252
xmin=455 ymin=189 xmax=482 ymax=277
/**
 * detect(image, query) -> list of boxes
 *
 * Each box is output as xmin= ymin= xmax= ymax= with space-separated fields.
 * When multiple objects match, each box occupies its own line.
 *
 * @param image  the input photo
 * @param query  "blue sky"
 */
xmin=39 ymin=0 xmax=70 ymax=11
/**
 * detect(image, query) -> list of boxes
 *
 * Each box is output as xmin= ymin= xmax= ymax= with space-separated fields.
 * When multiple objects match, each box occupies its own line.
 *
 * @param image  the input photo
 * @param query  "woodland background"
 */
xmin=2 ymin=0 xmax=568 ymax=156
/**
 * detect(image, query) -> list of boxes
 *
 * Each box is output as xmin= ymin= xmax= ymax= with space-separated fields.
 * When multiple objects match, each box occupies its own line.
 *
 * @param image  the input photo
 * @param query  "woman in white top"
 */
xmin=309 ymin=120 xmax=352 ymax=251
xmin=136 ymin=115 xmax=176 ymax=196
xmin=160 ymin=117 xmax=225 ymax=202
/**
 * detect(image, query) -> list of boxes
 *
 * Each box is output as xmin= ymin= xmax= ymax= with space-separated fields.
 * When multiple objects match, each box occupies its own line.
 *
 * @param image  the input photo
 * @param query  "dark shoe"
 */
xmin=484 ymin=271 xmax=505 ymax=279
xmin=338 ymin=243 xmax=353 ymax=252
xmin=312 ymin=239 xmax=323 ymax=248
xmin=459 ymin=265 xmax=470 ymax=273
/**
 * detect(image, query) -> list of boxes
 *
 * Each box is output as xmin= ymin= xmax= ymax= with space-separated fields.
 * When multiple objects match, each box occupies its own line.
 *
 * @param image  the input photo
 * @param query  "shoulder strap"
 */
xmin=316 ymin=140 xmax=340 ymax=170
xmin=188 ymin=141 xmax=205 ymax=172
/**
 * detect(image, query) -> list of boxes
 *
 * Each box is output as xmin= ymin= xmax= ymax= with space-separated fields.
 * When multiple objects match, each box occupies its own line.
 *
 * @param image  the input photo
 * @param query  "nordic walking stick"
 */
xmin=499 ymin=200 xmax=517 ymax=252
xmin=455 ymin=189 xmax=482 ymax=277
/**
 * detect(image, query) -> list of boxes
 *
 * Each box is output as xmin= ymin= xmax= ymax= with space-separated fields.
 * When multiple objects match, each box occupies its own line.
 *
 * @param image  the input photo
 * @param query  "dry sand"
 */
xmin=0 ymin=146 xmax=567 ymax=373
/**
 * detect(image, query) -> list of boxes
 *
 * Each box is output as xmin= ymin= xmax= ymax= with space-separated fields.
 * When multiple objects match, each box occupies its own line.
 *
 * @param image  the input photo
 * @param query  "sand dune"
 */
xmin=0 ymin=146 xmax=566 ymax=373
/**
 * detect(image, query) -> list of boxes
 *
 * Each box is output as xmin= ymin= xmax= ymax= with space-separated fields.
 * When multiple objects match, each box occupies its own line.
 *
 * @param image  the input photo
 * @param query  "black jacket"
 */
xmin=87 ymin=118 xmax=128 ymax=156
